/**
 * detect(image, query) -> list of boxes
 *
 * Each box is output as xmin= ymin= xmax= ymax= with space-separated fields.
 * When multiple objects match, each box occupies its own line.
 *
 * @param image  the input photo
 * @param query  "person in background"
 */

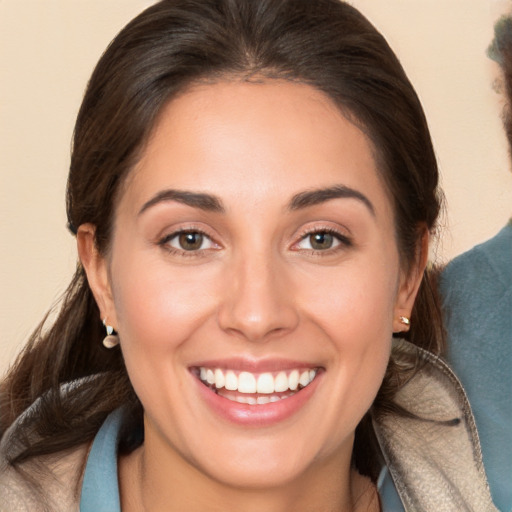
xmin=440 ymin=14 xmax=512 ymax=512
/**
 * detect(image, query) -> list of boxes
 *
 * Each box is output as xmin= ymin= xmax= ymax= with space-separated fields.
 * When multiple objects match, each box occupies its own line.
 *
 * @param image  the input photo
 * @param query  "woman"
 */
xmin=0 ymin=1 xmax=496 ymax=510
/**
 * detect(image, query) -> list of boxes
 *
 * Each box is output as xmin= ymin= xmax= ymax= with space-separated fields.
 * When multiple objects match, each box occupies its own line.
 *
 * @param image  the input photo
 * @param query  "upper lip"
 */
xmin=189 ymin=357 xmax=323 ymax=373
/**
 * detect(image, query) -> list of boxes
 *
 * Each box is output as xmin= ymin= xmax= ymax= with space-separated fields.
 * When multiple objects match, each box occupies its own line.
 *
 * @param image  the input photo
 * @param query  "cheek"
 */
xmin=298 ymin=256 xmax=399 ymax=343
xmin=109 ymin=253 xmax=219 ymax=355
xmin=295 ymin=253 xmax=398 ymax=408
xmin=107 ymin=254 xmax=222 ymax=422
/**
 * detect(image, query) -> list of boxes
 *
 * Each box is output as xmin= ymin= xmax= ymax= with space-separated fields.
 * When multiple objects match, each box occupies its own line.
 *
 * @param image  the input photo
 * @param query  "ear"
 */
xmin=77 ymin=223 xmax=118 ymax=329
xmin=392 ymin=228 xmax=429 ymax=334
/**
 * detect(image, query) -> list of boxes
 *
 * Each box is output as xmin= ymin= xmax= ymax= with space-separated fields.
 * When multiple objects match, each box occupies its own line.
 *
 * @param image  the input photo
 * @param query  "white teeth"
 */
xmin=233 ymin=395 xmax=257 ymax=405
xmin=274 ymin=371 xmax=288 ymax=392
xmin=238 ymin=372 xmax=257 ymax=393
xmin=299 ymin=370 xmax=310 ymax=387
xmin=198 ymin=366 xmax=318 ymax=396
xmin=256 ymin=373 xmax=274 ymax=394
xmin=206 ymin=369 xmax=215 ymax=385
xmin=229 ymin=394 xmax=286 ymax=405
xmin=225 ymin=371 xmax=238 ymax=391
xmin=214 ymin=369 xmax=225 ymax=389
xmin=288 ymin=370 xmax=299 ymax=391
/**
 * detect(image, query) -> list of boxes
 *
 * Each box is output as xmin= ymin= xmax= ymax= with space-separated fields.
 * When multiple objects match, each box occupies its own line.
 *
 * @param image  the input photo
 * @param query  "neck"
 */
xmin=119 ymin=440 xmax=380 ymax=512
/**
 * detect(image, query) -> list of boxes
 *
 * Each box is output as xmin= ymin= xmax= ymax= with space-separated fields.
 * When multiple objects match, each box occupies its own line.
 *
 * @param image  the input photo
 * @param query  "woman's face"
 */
xmin=83 ymin=80 xmax=420 ymax=489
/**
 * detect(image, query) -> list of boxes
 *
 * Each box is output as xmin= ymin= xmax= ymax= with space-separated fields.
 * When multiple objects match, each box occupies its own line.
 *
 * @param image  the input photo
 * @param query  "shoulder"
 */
xmin=0 ymin=380 xmax=100 ymax=512
xmin=439 ymin=222 xmax=512 ymax=370
xmin=373 ymin=340 xmax=497 ymax=512
xmin=440 ymin=223 xmax=512 ymax=349
xmin=441 ymin=222 xmax=512 ymax=299
xmin=0 ymin=442 xmax=89 ymax=512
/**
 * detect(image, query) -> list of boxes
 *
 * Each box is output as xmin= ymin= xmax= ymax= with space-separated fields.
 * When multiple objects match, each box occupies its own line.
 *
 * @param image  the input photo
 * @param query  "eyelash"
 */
xmin=158 ymin=228 xmax=218 ymax=257
xmin=293 ymin=227 xmax=352 ymax=254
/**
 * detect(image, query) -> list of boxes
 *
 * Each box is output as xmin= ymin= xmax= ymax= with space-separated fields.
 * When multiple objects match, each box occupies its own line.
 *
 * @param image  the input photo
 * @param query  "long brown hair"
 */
xmin=1 ymin=0 xmax=444 ymax=480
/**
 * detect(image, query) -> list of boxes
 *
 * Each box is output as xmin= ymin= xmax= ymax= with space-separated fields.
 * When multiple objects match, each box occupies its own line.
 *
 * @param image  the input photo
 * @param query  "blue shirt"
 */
xmin=80 ymin=408 xmax=403 ymax=511
xmin=440 ymin=222 xmax=512 ymax=512
xmin=80 ymin=408 xmax=123 ymax=512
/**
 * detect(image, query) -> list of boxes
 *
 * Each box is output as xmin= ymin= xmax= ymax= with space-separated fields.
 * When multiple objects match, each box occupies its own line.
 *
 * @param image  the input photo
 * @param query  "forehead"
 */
xmin=121 ymin=79 xmax=392 ymax=219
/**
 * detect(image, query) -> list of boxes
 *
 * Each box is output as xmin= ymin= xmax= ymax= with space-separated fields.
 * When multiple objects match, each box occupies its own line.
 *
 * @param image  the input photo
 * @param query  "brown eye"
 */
xmin=178 ymin=232 xmax=204 ymax=251
xmin=162 ymin=230 xmax=216 ymax=252
xmin=309 ymin=232 xmax=334 ymax=250
xmin=295 ymin=230 xmax=347 ymax=252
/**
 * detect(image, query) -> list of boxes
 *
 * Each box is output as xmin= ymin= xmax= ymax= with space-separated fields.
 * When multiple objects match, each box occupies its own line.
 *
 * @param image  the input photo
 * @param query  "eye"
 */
xmin=162 ymin=230 xmax=216 ymax=252
xmin=295 ymin=230 xmax=350 ymax=252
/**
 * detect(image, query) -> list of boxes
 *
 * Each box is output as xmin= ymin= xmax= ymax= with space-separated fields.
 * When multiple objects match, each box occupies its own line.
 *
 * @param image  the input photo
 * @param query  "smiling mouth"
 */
xmin=192 ymin=367 xmax=319 ymax=405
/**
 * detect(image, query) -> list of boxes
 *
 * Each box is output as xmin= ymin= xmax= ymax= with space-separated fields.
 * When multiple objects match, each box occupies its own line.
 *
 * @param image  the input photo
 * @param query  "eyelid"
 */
xmin=291 ymin=224 xmax=352 ymax=252
xmin=164 ymin=231 xmax=215 ymax=249
xmin=157 ymin=224 xmax=222 ymax=255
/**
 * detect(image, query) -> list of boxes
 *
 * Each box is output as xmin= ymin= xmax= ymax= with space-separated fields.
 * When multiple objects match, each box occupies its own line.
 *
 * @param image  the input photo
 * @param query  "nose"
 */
xmin=217 ymin=251 xmax=300 ymax=343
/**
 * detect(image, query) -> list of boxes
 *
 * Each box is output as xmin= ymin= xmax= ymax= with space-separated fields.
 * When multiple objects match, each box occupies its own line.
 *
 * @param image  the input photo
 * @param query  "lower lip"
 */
xmin=193 ymin=373 xmax=322 ymax=427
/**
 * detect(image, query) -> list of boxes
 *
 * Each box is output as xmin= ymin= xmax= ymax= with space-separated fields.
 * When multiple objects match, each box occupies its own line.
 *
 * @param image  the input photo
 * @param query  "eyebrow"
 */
xmin=288 ymin=185 xmax=375 ymax=216
xmin=138 ymin=189 xmax=225 ymax=215
xmin=138 ymin=185 xmax=374 ymax=217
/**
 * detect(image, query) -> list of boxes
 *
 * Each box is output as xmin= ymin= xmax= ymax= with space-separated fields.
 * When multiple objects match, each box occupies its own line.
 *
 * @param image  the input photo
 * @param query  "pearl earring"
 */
xmin=399 ymin=316 xmax=410 ymax=327
xmin=102 ymin=318 xmax=119 ymax=349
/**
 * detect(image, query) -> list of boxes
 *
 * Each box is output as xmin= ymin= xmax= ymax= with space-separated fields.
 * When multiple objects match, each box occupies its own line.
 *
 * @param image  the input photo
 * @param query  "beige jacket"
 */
xmin=0 ymin=340 xmax=498 ymax=511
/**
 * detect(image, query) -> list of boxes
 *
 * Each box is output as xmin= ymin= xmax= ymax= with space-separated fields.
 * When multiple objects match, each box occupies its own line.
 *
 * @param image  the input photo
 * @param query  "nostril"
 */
xmin=219 ymin=317 xmax=298 ymax=343
xmin=216 ymin=263 xmax=300 ymax=341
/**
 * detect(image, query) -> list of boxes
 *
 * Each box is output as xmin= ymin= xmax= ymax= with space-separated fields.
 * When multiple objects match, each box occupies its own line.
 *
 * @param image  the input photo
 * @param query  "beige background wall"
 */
xmin=1 ymin=0 xmax=512 ymax=376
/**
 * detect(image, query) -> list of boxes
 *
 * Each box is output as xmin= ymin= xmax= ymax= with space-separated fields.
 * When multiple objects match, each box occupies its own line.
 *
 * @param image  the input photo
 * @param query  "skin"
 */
xmin=78 ymin=80 xmax=426 ymax=511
